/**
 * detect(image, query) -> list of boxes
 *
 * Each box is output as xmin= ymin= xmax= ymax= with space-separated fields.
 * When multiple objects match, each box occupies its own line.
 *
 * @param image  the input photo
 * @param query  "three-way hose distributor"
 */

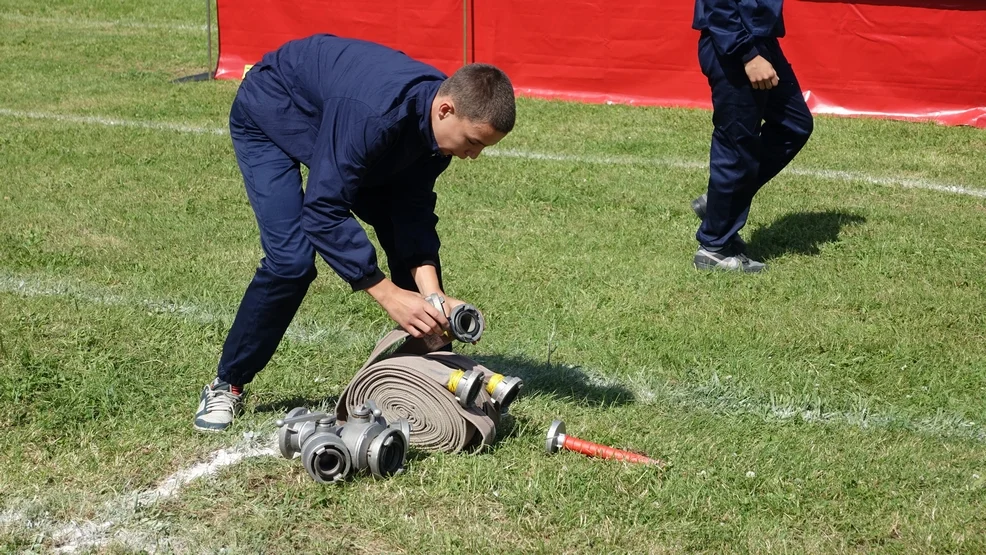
xmin=276 ymin=400 xmax=410 ymax=483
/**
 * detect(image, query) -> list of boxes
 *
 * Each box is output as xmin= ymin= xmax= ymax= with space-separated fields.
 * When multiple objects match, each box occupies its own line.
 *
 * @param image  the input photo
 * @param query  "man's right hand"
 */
xmin=745 ymin=55 xmax=779 ymax=90
xmin=365 ymin=279 xmax=449 ymax=338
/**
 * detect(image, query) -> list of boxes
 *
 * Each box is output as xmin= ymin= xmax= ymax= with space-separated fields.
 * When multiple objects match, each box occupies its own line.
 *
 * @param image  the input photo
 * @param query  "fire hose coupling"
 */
xmin=276 ymin=400 xmax=410 ymax=483
xmin=484 ymin=372 xmax=523 ymax=411
xmin=424 ymin=293 xmax=485 ymax=344
xmin=445 ymin=368 xmax=484 ymax=408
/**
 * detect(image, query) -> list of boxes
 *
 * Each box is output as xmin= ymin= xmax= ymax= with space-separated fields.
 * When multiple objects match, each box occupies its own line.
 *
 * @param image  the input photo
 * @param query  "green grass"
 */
xmin=2 ymin=2 xmax=985 ymax=553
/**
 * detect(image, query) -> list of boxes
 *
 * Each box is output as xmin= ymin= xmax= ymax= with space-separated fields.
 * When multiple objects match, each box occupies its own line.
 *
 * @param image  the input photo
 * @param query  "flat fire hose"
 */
xmin=335 ymin=329 xmax=503 ymax=453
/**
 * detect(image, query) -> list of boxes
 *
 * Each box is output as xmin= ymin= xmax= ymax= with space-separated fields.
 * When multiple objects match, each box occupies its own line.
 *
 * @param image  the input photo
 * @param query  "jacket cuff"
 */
xmin=740 ymin=44 xmax=761 ymax=64
xmin=405 ymin=255 xmax=438 ymax=269
xmin=349 ymin=268 xmax=386 ymax=292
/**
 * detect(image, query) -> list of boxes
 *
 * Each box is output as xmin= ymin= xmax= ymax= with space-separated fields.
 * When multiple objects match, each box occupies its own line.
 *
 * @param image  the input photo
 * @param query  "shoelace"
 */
xmin=205 ymin=390 xmax=241 ymax=414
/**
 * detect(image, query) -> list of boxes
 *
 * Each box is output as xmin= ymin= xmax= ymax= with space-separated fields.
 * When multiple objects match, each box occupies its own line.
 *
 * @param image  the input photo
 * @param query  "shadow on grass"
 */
xmin=748 ymin=210 xmax=865 ymax=260
xmin=473 ymin=354 xmax=636 ymax=407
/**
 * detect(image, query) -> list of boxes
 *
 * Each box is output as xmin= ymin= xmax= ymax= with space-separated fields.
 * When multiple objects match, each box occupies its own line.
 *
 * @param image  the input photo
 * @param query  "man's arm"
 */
xmin=391 ymin=155 xmax=466 ymax=323
xmin=386 ymin=153 xmax=452 ymax=285
xmin=304 ymin=100 xmax=446 ymax=337
xmin=702 ymin=0 xmax=759 ymax=62
xmin=701 ymin=0 xmax=779 ymax=89
xmin=304 ymin=99 xmax=386 ymax=289
xmin=410 ymin=265 xmax=442 ymax=298
xmin=364 ymin=277 xmax=447 ymax=338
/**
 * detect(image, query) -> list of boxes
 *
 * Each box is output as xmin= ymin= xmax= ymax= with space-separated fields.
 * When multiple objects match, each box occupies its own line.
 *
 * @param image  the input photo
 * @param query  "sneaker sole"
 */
xmin=193 ymin=419 xmax=233 ymax=432
xmin=693 ymin=260 xmax=765 ymax=273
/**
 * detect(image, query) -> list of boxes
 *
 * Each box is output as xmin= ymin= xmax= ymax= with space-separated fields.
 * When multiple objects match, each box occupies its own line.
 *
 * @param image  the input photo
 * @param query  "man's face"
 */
xmin=432 ymin=100 xmax=507 ymax=160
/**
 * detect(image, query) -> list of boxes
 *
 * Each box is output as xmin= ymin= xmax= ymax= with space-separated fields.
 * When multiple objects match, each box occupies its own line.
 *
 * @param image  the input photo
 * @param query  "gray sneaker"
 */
xmin=690 ymin=193 xmax=747 ymax=252
xmin=694 ymin=247 xmax=766 ymax=273
xmin=193 ymin=379 xmax=243 ymax=432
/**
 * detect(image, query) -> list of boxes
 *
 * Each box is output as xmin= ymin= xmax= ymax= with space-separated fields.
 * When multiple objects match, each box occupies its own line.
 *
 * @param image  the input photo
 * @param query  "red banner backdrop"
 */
xmin=214 ymin=0 xmax=464 ymax=78
xmin=215 ymin=0 xmax=986 ymax=128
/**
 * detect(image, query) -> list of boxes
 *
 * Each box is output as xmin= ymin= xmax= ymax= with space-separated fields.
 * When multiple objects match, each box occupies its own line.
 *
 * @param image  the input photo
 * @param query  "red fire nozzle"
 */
xmin=545 ymin=420 xmax=664 ymax=467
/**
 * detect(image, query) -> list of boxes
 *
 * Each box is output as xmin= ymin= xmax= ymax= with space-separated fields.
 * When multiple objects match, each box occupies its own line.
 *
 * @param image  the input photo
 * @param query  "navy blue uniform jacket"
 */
xmin=693 ymin=0 xmax=785 ymax=63
xmin=236 ymin=34 xmax=452 ymax=289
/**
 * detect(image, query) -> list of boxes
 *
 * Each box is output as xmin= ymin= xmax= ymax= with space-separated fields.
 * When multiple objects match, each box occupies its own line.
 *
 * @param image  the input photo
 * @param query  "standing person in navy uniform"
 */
xmin=194 ymin=34 xmax=516 ymax=432
xmin=691 ymin=0 xmax=813 ymax=272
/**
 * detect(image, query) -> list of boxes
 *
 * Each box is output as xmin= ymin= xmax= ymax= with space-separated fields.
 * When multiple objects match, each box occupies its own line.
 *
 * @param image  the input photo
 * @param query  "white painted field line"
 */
xmin=576 ymin=367 xmax=986 ymax=443
xmin=486 ymin=148 xmax=705 ymax=171
xmin=783 ymin=166 xmax=986 ymax=198
xmin=0 ymin=12 xmax=207 ymax=32
xmin=1 ymin=108 xmax=984 ymax=199
xmin=486 ymin=148 xmax=986 ymax=199
xmin=56 ymin=434 xmax=277 ymax=554
xmin=0 ymin=109 xmax=226 ymax=136
xmin=133 ymin=440 xmax=278 ymax=509
xmin=1 ymin=433 xmax=276 ymax=553
xmin=0 ymin=274 xmax=348 ymax=344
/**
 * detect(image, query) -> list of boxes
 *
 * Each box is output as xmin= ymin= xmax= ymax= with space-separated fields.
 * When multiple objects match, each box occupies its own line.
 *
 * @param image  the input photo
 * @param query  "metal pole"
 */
xmin=206 ymin=0 xmax=213 ymax=77
xmin=171 ymin=0 xmax=213 ymax=81
xmin=462 ymin=0 xmax=468 ymax=66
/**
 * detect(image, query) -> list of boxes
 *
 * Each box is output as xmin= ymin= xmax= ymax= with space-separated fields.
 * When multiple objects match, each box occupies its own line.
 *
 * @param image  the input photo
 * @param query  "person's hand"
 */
xmin=366 ymin=280 xmax=449 ymax=338
xmin=388 ymin=289 xmax=450 ymax=338
xmin=745 ymin=55 xmax=779 ymax=90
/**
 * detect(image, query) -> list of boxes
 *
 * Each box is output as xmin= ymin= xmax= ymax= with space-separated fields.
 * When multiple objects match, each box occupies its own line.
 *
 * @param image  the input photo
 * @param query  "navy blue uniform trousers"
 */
xmin=696 ymin=33 xmax=813 ymax=249
xmin=217 ymin=100 xmax=442 ymax=387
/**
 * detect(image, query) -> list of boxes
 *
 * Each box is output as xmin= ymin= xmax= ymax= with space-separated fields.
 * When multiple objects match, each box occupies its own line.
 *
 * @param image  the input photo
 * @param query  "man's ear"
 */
xmin=437 ymin=99 xmax=456 ymax=119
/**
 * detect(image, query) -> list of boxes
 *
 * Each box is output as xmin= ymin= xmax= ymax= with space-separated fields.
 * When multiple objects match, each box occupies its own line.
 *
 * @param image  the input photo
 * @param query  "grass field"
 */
xmin=2 ymin=1 xmax=985 ymax=553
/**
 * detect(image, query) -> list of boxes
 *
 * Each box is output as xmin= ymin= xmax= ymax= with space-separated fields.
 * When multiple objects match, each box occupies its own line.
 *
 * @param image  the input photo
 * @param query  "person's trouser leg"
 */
xmin=696 ymin=35 xmax=768 ymax=250
xmin=735 ymin=39 xmax=813 ymax=210
xmin=217 ymin=100 xmax=317 ymax=387
xmin=697 ymin=36 xmax=813 ymax=250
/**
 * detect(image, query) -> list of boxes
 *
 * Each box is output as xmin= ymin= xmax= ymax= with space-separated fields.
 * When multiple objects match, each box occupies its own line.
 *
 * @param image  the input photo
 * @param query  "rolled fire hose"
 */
xmin=335 ymin=329 xmax=522 ymax=453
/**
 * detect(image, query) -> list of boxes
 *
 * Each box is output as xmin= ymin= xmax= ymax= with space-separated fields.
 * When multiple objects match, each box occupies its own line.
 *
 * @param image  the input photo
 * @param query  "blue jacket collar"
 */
xmin=414 ymin=80 xmax=445 ymax=157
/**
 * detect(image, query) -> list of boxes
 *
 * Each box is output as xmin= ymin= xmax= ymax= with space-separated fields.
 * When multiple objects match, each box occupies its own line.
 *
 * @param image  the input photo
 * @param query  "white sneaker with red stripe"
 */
xmin=193 ymin=378 xmax=243 ymax=432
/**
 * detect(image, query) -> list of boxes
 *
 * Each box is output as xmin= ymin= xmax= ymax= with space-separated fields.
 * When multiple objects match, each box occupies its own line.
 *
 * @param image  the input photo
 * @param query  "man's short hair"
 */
xmin=438 ymin=64 xmax=516 ymax=134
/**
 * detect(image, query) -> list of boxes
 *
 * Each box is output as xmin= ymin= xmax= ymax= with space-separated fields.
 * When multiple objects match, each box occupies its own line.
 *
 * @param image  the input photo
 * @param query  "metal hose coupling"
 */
xmin=276 ymin=407 xmax=351 ymax=483
xmin=484 ymin=372 xmax=524 ymax=411
xmin=448 ymin=303 xmax=484 ymax=343
xmin=424 ymin=293 xmax=485 ymax=344
xmin=445 ymin=368 xmax=485 ymax=408
xmin=341 ymin=401 xmax=411 ymax=479
xmin=276 ymin=401 xmax=410 ymax=483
